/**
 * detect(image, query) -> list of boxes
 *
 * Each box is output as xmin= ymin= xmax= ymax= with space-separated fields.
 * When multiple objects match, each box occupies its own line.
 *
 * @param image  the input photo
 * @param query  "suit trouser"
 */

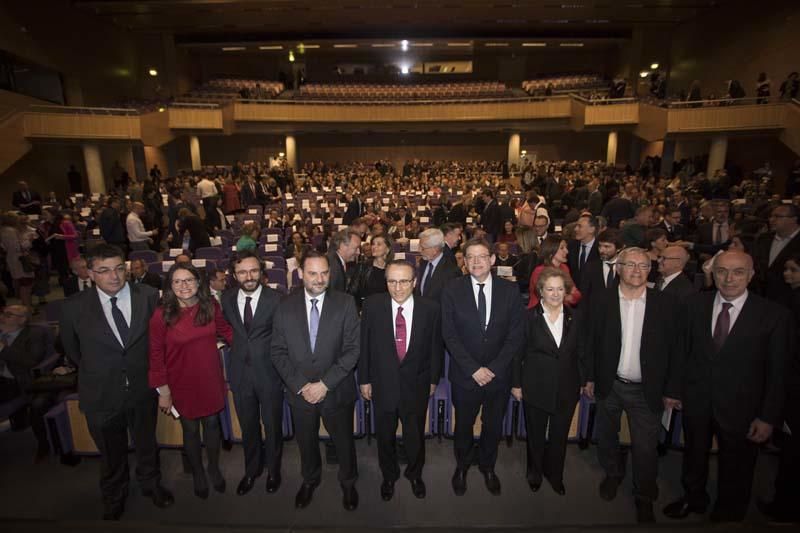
xmin=232 ymin=372 xmax=284 ymax=478
xmin=524 ymin=399 xmax=576 ymax=485
xmin=291 ymin=401 xmax=357 ymax=488
xmin=374 ymin=403 xmax=426 ymax=482
xmin=771 ymin=392 xmax=800 ymax=515
xmin=84 ymin=394 xmax=160 ymax=512
xmin=451 ymin=381 xmax=507 ymax=471
xmin=595 ymin=380 xmax=661 ymax=502
xmin=681 ymin=412 xmax=759 ymax=519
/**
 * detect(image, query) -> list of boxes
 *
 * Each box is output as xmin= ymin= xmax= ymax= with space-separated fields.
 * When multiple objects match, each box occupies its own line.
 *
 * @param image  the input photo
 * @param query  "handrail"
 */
xmin=28 ymin=104 xmax=139 ymax=116
xmin=570 ymin=93 xmax=637 ymax=105
xmin=235 ymin=94 xmax=569 ymax=106
xmin=664 ymin=96 xmax=783 ymax=108
xmin=169 ymin=102 xmax=221 ymax=109
xmin=792 ymin=98 xmax=800 ymax=107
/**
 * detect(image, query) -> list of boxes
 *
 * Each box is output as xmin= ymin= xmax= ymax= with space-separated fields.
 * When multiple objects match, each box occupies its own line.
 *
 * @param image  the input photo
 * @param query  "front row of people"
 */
xmin=58 ymin=241 xmax=794 ymax=525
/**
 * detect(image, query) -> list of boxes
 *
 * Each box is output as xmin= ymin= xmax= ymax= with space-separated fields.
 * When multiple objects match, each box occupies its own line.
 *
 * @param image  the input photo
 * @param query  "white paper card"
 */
xmin=420 ymin=217 xmax=430 ymax=223
xmin=395 ymin=252 xmax=406 ymax=260
xmin=409 ymin=239 xmax=420 ymax=252
xmin=91 ymin=193 xmax=100 ymax=201
xmin=161 ymin=194 xmax=168 ymax=207
xmin=382 ymin=198 xmax=390 ymax=204
xmin=231 ymin=245 xmax=237 ymax=251
xmin=497 ymin=266 xmax=513 ymax=277
xmin=80 ymin=208 xmax=91 ymax=217
xmin=169 ymin=248 xmax=183 ymax=257
xmin=267 ymin=234 xmax=279 ymax=243
xmin=210 ymin=236 xmax=222 ymax=246
xmin=248 ymin=209 xmax=258 ymax=214
xmin=333 ymin=217 xmax=343 ymax=225
xmin=162 ymin=260 xmax=175 ymax=272
xmin=91 ymin=228 xmax=100 ymax=235
xmin=264 ymin=244 xmax=278 ymax=252
xmin=466 ymin=217 xmax=473 ymax=223
xmin=312 ymin=217 xmax=322 ymax=224
xmin=264 ymin=260 xmax=274 ymax=269
xmin=555 ymin=225 xmax=562 ymax=232
xmin=381 ymin=206 xmax=389 ymax=212
xmin=285 ymin=193 xmax=293 ymax=200
xmin=286 ymin=256 xmax=298 ymax=272
xmin=191 ymin=259 xmax=207 ymax=267
xmin=225 ymin=215 xmax=234 ymax=223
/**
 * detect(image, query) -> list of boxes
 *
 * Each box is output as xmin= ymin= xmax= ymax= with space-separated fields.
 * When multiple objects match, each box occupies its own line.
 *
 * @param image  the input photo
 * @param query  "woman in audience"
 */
xmin=178 ymin=207 xmax=211 ymax=254
xmin=347 ymin=233 xmax=393 ymax=309
xmin=527 ymin=236 xmax=581 ymax=309
xmin=285 ymin=231 xmax=309 ymax=260
xmin=235 ymin=223 xmax=260 ymax=252
xmin=0 ymin=213 xmax=34 ymax=307
xmin=497 ymin=220 xmax=518 ymax=243
xmin=149 ymin=263 xmax=233 ymax=500
xmin=54 ymin=212 xmax=80 ymax=264
xmin=222 ymin=177 xmax=240 ymax=214
xmin=513 ymin=267 xmax=585 ymax=496
xmin=514 ymin=226 xmax=539 ymax=298
xmin=645 ymin=228 xmax=669 ymax=283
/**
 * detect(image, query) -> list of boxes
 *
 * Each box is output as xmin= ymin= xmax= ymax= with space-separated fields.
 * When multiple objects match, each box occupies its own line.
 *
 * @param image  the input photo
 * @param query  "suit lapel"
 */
xmin=224 ymin=290 xmax=246 ymax=335
xmin=127 ymin=285 xmax=146 ymax=346
xmin=89 ymin=288 xmax=124 ymax=349
xmin=769 ymin=232 xmax=800 ymax=272
xmin=403 ymin=298 xmax=422 ymax=364
xmin=717 ymin=294 xmax=757 ymax=354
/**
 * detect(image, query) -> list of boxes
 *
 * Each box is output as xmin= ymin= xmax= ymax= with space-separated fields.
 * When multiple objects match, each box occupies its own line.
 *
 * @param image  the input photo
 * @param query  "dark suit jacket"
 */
xmin=754 ymin=230 xmax=800 ymax=307
xmin=270 ymin=289 xmax=360 ymax=411
xmin=415 ymin=254 xmax=462 ymax=302
xmin=98 ymin=207 xmax=125 ymax=245
xmin=661 ymin=272 xmax=695 ymax=302
xmin=586 ymin=287 xmax=682 ymax=413
xmin=63 ymin=275 xmax=93 ymax=298
xmin=446 ymin=203 xmax=467 ymax=226
xmin=481 ymin=200 xmax=503 ymax=239
xmin=179 ymin=215 xmax=211 ymax=252
xmin=696 ymin=221 xmax=730 ymax=247
xmin=60 ymin=283 xmax=159 ymax=414
xmin=567 ymin=239 xmax=600 ymax=289
xmin=132 ymin=272 xmax=163 ymax=291
xmin=359 ymin=293 xmax=442 ymax=414
xmin=657 ymin=220 xmax=686 ymax=242
xmin=441 ymin=275 xmax=525 ymax=391
xmin=682 ymin=291 xmax=791 ymax=432
xmin=1 ymin=325 xmax=49 ymax=392
xmin=327 ymin=251 xmax=348 ymax=293
xmin=221 ymin=284 xmax=283 ymax=391
xmin=240 ymin=182 xmax=263 ymax=208
xmin=587 ymin=190 xmax=603 ymax=216
xmin=513 ymin=305 xmax=585 ymax=414
xmin=343 ymin=198 xmax=364 ymax=225
xmin=12 ymin=190 xmax=42 ymax=215
xmin=579 ymin=259 xmax=617 ymax=305
xmin=600 ymin=197 xmax=634 ymax=228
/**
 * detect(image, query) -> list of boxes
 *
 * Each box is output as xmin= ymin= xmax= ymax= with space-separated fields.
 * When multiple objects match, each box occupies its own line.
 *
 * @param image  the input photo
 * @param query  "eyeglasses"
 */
xmin=465 ymin=254 xmax=491 ymax=263
xmin=618 ymin=262 xmax=651 ymax=271
xmin=713 ymin=268 xmax=751 ymax=279
xmin=234 ymin=268 xmax=261 ymax=277
xmin=171 ymin=278 xmax=198 ymax=287
xmin=386 ymin=279 xmax=413 ymax=287
xmin=92 ymin=265 xmax=126 ymax=276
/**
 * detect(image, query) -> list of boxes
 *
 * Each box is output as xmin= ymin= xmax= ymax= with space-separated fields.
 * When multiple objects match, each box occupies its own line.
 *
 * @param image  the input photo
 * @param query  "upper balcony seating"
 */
xmin=296 ymin=81 xmax=512 ymax=101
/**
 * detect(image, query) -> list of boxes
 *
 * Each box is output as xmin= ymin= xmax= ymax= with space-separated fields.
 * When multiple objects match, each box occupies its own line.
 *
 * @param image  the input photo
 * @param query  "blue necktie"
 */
xmin=309 ymin=298 xmax=319 ymax=351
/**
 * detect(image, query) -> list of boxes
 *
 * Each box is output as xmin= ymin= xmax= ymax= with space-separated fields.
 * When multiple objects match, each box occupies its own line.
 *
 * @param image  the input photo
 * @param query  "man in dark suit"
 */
xmin=98 ymin=198 xmax=126 ymax=250
xmin=695 ymin=200 xmax=731 ymax=247
xmin=63 ymin=257 xmax=94 ymax=297
xmin=480 ymin=189 xmax=503 ymax=242
xmin=327 ymin=228 xmax=361 ymax=293
xmin=359 ymin=260 xmax=442 ymax=501
xmin=663 ymin=251 xmax=791 ymax=523
xmin=271 ymin=250 xmax=360 ymax=511
xmin=129 ymin=259 xmax=162 ymax=290
xmin=343 ymin=193 xmax=365 ymax=225
xmin=494 ymin=242 xmax=518 ymax=268
xmin=446 ymin=199 xmax=467 ymax=226
xmin=221 ymin=250 xmax=284 ymax=496
xmin=655 ymin=246 xmax=695 ymax=301
xmin=584 ymin=247 xmax=682 ymax=523
xmin=415 ymin=228 xmax=462 ymax=303
xmin=754 ymin=204 xmax=800 ymax=308
xmin=240 ymin=175 xmax=264 ymax=208
xmin=587 ymin=179 xmax=604 ymax=216
xmin=441 ymin=238 xmax=525 ymax=496
xmin=658 ymin=208 xmax=687 ymax=242
xmin=600 ymin=186 xmax=634 ymax=229
xmin=441 ymin=222 xmax=463 ymax=263
xmin=579 ymin=229 xmax=623 ymax=304
xmin=59 ymin=244 xmax=173 ymax=520
xmin=567 ymin=214 xmax=601 ymax=290
xmin=12 ymin=181 xmax=42 ymax=215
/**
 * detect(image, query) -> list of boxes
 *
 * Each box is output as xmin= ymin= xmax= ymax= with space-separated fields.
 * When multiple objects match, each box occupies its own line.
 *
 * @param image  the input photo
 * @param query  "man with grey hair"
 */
xmin=126 ymin=202 xmax=156 ymax=251
xmin=415 ymin=228 xmax=461 ymax=302
xmin=585 ymin=247 xmax=682 ymax=523
xmin=655 ymin=246 xmax=695 ymax=301
xmin=327 ymin=228 xmax=361 ymax=293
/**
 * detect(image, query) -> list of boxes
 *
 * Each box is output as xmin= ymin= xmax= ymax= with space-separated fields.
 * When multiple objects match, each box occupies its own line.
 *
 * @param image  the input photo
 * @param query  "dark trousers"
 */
xmin=232 ymin=374 xmax=284 ymax=478
xmin=595 ymin=380 xmax=661 ymax=502
xmin=84 ymin=394 xmax=160 ymax=512
xmin=772 ymin=394 xmax=800 ymax=515
xmin=451 ymin=381 xmax=507 ymax=471
xmin=374 ymin=404 xmax=426 ymax=482
xmin=681 ymin=413 xmax=759 ymax=519
xmin=291 ymin=401 xmax=357 ymax=488
xmin=524 ymin=399 xmax=576 ymax=485
xmin=179 ymin=413 xmax=222 ymax=487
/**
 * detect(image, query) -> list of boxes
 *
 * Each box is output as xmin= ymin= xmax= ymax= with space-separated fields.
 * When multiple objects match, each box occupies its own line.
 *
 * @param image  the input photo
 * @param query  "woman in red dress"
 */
xmin=149 ymin=263 xmax=233 ymax=499
xmin=527 ymin=235 xmax=582 ymax=309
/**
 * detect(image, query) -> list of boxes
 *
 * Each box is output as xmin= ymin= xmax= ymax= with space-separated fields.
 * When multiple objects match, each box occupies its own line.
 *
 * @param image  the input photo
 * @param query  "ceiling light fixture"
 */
xmin=650 ymin=62 xmax=659 ymax=69
xmin=222 ymin=46 xmax=246 ymax=51
xmin=447 ymin=42 xmax=471 ymax=47
xmin=259 ymin=45 xmax=283 ymax=50
xmin=333 ymin=44 xmax=358 ymax=48
xmin=559 ymin=43 xmax=584 ymax=47
xmin=411 ymin=42 xmax=434 ymax=47
xmin=639 ymin=70 xmax=649 ymax=78
xmin=522 ymin=42 xmax=547 ymax=47
xmin=371 ymin=43 xmax=395 ymax=48
xmin=485 ymin=43 xmax=509 ymax=47
xmin=401 ymin=39 xmax=409 ymax=51
xmin=148 ymin=68 xmax=158 ymax=76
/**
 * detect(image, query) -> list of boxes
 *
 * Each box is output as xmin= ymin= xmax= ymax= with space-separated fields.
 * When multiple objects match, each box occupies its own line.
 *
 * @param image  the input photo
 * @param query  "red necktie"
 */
xmin=395 ymin=306 xmax=407 ymax=361
xmin=713 ymin=302 xmax=732 ymax=350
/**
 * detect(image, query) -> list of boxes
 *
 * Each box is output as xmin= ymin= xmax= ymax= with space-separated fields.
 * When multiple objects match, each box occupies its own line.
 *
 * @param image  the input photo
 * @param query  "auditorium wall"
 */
xmin=0 ymin=143 xmax=85 ymax=204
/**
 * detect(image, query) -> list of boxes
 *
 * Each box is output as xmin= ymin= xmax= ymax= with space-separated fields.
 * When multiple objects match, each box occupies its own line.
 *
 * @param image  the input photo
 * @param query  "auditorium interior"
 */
xmin=0 ymin=0 xmax=799 ymax=531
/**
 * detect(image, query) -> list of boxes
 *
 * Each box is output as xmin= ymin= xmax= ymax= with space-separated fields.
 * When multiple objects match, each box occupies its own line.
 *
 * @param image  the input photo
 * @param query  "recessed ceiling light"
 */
xmin=302 ymin=44 xmax=320 ymax=49
xmin=258 ymin=45 xmax=283 ymax=50
xmin=485 ymin=43 xmax=509 ymax=47
xmin=222 ymin=46 xmax=246 ymax=51
xmin=522 ymin=42 xmax=547 ymax=47
xmin=333 ymin=44 xmax=358 ymax=48
xmin=148 ymin=68 xmax=158 ymax=76
xmin=559 ymin=43 xmax=584 ymax=47
xmin=447 ymin=42 xmax=471 ymax=47
xmin=371 ymin=43 xmax=395 ymax=48
xmin=411 ymin=42 xmax=434 ymax=47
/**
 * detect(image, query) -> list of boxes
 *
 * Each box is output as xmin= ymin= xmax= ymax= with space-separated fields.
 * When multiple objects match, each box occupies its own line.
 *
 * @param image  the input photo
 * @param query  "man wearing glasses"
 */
xmin=584 ymin=247 xmax=681 ymax=523
xmin=60 ymin=244 xmax=173 ymax=520
xmin=359 ymin=260 xmax=442 ymax=501
xmin=755 ymin=204 xmax=800 ymax=307
xmin=415 ymin=228 xmax=461 ymax=303
xmin=655 ymin=246 xmax=695 ymax=302
xmin=441 ymin=238 xmax=525 ymax=497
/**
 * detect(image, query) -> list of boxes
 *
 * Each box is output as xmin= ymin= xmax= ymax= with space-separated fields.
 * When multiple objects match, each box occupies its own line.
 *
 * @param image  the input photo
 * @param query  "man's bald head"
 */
xmin=658 ymin=246 xmax=689 ymax=276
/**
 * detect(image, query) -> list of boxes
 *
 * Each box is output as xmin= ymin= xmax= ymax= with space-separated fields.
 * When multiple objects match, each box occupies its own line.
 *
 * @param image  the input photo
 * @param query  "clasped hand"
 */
xmin=301 ymin=381 xmax=328 ymax=404
xmin=472 ymin=367 xmax=495 ymax=387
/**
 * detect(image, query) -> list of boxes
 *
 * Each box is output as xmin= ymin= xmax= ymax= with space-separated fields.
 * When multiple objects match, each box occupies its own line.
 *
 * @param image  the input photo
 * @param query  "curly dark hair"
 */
xmin=161 ymin=263 xmax=214 ymax=327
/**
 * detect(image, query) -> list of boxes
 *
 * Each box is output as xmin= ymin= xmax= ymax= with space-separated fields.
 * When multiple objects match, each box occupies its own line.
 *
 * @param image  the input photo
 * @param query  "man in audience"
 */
xmin=271 ymin=250 xmax=360 ymax=511
xmin=359 ymin=260 xmax=442 ymax=501
xmin=494 ymin=242 xmax=517 ymax=268
xmin=343 ymin=192 xmax=365 ymax=225
xmin=196 ymin=174 xmax=219 ymax=219
xmin=416 ymin=228 xmax=461 ymax=303
xmin=658 ymin=207 xmax=687 ymax=242
xmin=209 ymin=268 xmax=227 ymax=303
xmin=585 ymin=247 xmax=681 ymax=523
xmin=441 ymin=222 xmax=463 ymax=263
xmin=620 ymin=206 xmax=653 ymax=248
xmin=447 ymin=197 xmax=467 ymax=226
xmin=129 ymin=258 xmax=162 ymax=290
xmin=580 ymin=229 xmax=624 ymax=303
xmin=265 ymin=209 xmax=286 ymax=229
xmin=327 ymin=228 xmax=361 ymax=292
xmin=12 ymin=181 xmax=42 ymax=215
xmin=601 ymin=185 xmax=635 ymax=229
xmin=754 ymin=203 xmax=800 ymax=307
xmin=655 ymin=246 xmax=695 ymax=301
xmin=480 ymin=189 xmax=502 ymax=242
xmin=441 ymin=238 xmax=525 ymax=497
xmin=696 ymin=200 xmax=731 ymax=247
xmin=241 ymin=175 xmax=264 ymax=208
xmin=63 ymin=257 xmax=93 ymax=297
xmin=587 ymin=179 xmax=603 ymax=216
xmin=663 ymin=251 xmax=791 ymax=523
xmin=533 ymin=215 xmax=550 ymax=246
xmin=568 ymin=214 xmax=600 ymax=290
xmin=59 ymin=244 xmax=173 ymax=520
xmin=126 ymin=202 xmax=156 ymax=251
xmin=98 ymin=198 xmax=126 ymax=251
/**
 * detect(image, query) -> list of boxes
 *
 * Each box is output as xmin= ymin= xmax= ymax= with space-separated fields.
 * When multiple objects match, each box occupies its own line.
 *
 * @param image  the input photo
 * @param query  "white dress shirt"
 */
xmin=125 ymin=212 xmax=151 ymax=243
xmin=543 ymin=305 xmax=564 ymax=348
xmin=237 ymin=284 xmax=262 ymax=322
xmin=78 ymin=277 xmax=92 ymax=292
xmin=391 ymin=296 xmax=414 ymax=350
xmin=661 ymin=271 xmax=682 ymax=290
xmin=97 ymin=283 xmax=132 ymax=347
xmin=769 ymin=227 xmax=800 ymax=266
xmin=617 ymin=287 xmax=646 ymax=382
xmin=712 ymin=290 xmax=749 ymax=335
xmin=470 ymin=275 xmax=493 ymax=326
xmin=603 ymin=261 xmax=615 ymax=287
xmin=196 ymin=178 xmax=218 ymax=199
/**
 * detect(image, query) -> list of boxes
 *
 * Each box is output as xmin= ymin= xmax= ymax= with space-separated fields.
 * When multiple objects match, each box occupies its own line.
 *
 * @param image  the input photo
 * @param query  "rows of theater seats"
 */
xmin=297 ymin=81 xmax=511 ymax=100
xmin=522 ymin=74 xmax=608 ymax=95
xmin=189 ymin=78 xmax=285 ymax=100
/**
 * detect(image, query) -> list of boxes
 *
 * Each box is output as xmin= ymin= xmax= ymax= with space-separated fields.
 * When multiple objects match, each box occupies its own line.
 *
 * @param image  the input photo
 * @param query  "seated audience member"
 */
xmin=528 ymin=236 xmax=581 ymax=309
xmin=63 ymin=257 xmax=93 ymax=297
xmin=494 ymin=242 xmax=518 ymax=268
xmin=454 ymin=250 xmax=468 ymax=275
xmin=178 ymin=208 xmax=211 ymax=254
xmin=533 ymin=215 xmax=550 ymax=246
xmin=658 ymin=207 xmax=687 ymax=242
xmin=129 ymin=258 xmax=162 ymax=290
xmin=285 ymin=231 xmax=310 ymax=261
xmin=497 ymin=220 xmax=517 ymax=243
xmin=348 ymin=234 xmax=393 ymax=309
xmin=208 ymin=268 xmax=227 ymax=303
xmin=655 ymin=246 xmax=695 ymax=301
xmin=175 ymin=253 xmax=192 ymax=267
xmin=236 ymin=223 xmax=260 ymax=252
xmin=0 ymin=304 xmax=54 ymax=461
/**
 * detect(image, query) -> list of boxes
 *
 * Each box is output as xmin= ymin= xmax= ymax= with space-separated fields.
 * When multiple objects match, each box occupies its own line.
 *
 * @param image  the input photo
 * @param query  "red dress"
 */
xmin=148 ymin=301 xmax=233 ymax=419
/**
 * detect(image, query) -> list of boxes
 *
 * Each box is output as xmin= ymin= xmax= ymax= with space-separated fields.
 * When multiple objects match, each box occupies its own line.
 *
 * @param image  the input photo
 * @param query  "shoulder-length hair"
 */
xmin=162 ymin=263 xmax=214 ymax=327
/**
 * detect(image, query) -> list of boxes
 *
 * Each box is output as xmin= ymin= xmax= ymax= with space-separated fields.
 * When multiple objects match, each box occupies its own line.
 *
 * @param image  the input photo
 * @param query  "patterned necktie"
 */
xmin=395 ymin=306 xmax=407 ymax=361
xmin=422 ymin=262 xmax=434 ymax=296
xmin=309 ymin=298 xmax=320 ymax=351
xmin=244 ymin=296 xmax=253 ymax=332
xmin=713 ymin=302 xmax=733 ymax=350
xmin=477 ymin=283 xmax=487 ymax=331
xmin=110 ymin=296 xmax=129 ymax=346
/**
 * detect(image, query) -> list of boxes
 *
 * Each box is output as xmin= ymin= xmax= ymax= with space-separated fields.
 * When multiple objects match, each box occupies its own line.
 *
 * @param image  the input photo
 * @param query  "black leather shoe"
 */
xmin=265 ymin=474 xmax=281 ymax=494
xmin=237 ymin=476 xmax=257 ymax=496
xmin=482 ymin=470 xmax=501 ymax=496
xmin=598 ymin=476 xmax=621 ymax=501
xmin=410 ymin=478 xmax=426 ymax=499
xmin=142 ymin=485 xmax=174 ymax=508
xmin=380 ymin=480 xmax=395 ymax=501
xmin=342 ymin=485 xmax=359 ymax=511
xmin=451 ymin=468 xmax=467 ymax=496
xmin=549 ymin=479 xmax=566 ymax=496
xmin=663 ymin=497 xmax=706 ymax=519
xmin=295 ymin=482 xmax=318 ymax=509
xmin=635 ymin=499 xmax=655 ymax=524
xmin=528 ymin=480 xmax=541 ymax=493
